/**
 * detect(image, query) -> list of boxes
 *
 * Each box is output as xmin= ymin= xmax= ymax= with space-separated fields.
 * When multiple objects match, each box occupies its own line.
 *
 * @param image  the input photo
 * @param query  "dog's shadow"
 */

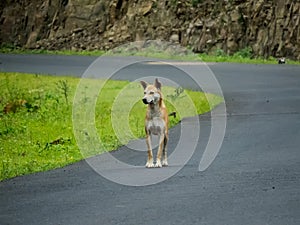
xmin=110 ymin=127 xmax=180 ymax=167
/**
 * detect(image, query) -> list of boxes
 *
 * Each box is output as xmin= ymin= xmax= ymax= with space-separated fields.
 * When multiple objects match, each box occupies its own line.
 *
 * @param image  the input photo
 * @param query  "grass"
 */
xmin=198 ymin=49 xmax=300 ymax=65
xmin=1 ymin=44 xmax=299 ymax=64
xmin=198 ymin=53 xmax=283 ymax=64
xmin=0 ymin=44 xmax=105 ymax=56
xmin=0 ymin=72 xmax=223 ymax=181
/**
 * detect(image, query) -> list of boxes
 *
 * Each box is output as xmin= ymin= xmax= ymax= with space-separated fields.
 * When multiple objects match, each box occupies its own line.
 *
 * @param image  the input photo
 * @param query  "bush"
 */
xmin=233 ymin=47 xmax=253 ymax=58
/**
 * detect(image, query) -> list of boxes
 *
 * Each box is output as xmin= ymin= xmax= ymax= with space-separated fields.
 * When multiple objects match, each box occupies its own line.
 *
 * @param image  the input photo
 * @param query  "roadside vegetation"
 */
xmin=0 ymin=72 xmax=223 ymax=181
xmin=0 ymin=44 xmax=105 ymax=56
xmin=1 ymin=44 xmax=299 ymax=64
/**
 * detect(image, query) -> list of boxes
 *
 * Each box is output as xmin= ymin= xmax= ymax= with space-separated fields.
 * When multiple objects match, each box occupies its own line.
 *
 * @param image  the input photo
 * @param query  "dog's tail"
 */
xmin=168 ymin=111 xmax=176 ymax=118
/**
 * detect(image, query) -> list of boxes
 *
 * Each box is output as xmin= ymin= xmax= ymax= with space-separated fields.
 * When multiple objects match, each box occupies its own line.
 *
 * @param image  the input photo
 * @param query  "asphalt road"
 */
xmin=0 ymin=54 xmax=300 ymax=225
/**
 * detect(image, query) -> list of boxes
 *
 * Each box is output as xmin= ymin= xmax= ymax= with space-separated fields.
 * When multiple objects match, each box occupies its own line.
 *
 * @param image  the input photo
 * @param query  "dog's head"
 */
xmin=140 ymin=78 xmax=162 ymax=105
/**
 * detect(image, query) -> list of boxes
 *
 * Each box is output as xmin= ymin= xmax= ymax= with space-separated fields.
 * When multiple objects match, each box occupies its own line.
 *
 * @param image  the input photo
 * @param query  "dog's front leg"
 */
xmin=155 ymin=134 xmax=165 ymax=168
xmin=162 ymin=134 xmax=168 ymax=167
xmin=145 ymin=134 xmax=154 ymax=168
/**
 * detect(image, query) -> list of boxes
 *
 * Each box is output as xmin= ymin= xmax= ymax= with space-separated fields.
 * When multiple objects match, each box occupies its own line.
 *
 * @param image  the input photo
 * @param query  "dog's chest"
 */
xmin=147 ymin=117 xmax=165 ymax=135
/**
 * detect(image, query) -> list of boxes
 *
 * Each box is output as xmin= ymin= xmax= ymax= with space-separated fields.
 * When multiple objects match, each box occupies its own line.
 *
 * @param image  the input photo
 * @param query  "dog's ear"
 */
xmin=140 ymin=81 xmax=148 ymax=90
xmin=154 ymin=78 xmax=161 ymax=90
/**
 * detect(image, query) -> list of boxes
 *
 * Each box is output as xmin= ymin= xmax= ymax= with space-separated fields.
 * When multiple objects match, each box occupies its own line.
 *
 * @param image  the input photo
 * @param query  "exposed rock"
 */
xmin=0 ymin=0 xmax=299 ymax=60
xmin=194 ymin=19 xmax=203 ymax=28
xmin=139 ymin=2 xmax=153 ymax=16
xmin=109 ymin=40 xmax=192 ymax=57
xmin=170 ymin=34 xmax=179 ymax=43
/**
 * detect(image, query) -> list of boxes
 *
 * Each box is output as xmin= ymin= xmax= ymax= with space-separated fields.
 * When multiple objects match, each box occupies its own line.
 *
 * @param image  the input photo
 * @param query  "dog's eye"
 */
xmin=150 ymin=91 xmax=154 ymax=94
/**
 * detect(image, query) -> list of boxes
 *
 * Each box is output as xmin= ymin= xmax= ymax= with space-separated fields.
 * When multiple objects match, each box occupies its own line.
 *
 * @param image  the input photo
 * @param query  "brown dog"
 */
xmin=140 ymin=78 xmax=168 ymax=168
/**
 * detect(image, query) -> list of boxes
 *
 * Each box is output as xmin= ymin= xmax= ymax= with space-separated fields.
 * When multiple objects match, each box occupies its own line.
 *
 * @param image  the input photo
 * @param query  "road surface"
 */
xmin=0 ymin=54 xmax=299 ymax=225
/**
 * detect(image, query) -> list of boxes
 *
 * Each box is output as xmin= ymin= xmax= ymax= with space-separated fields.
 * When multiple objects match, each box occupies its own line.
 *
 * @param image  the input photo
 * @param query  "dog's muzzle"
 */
xmin=142 ymin=98 xmax=148 ymax=104
xmin=142 ymin=98 xmax=153 ymax=105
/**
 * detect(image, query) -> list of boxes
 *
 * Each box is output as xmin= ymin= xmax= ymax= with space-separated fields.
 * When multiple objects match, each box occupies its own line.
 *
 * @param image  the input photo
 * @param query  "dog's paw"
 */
xmin=155 ymin=160 xmax=162 ymax=168
xmin=162 ymin=160 xmax=168 ymax=167
xmin=145 ymin=161 xmax=155 ymax=168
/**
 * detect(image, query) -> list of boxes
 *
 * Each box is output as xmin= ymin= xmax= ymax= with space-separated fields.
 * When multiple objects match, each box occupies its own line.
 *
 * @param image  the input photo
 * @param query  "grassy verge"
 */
xmin=1 ymin=45 xmax=299 ymax=64
xmin=199 ymin=53 xmax=284 ymax=64
xmin=0 ymin=45 xmax=105 ymax=56
xmin=199 ymin=47 xmax=300 ymax=65
xmin=0 ymin=72 xmax=223 ymax=181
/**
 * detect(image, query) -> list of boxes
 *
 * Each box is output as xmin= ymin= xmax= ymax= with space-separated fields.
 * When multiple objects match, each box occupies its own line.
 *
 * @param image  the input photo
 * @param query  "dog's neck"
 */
xmin=148 ymin=103 xmax=162 ymax=118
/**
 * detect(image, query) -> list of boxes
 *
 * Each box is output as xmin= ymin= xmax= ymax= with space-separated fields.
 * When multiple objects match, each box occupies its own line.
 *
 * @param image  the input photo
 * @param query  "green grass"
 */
xmin=198 ymin=53 xmax=280 ymax=64
xmin=0 ymin=44 xmax=105 ymax=56
xmin=0 ymin=72 xmax=223 ymax=181
xmin=1 ymin=44 xmax=299 ymax=64
xmin=199 ymin=47 xmax=300 ymax=65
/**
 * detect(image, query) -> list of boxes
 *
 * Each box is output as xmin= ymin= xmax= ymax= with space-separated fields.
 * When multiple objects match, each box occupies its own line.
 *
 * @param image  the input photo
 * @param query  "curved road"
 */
xmin=0 ymin=54 xmax=300 ymax=225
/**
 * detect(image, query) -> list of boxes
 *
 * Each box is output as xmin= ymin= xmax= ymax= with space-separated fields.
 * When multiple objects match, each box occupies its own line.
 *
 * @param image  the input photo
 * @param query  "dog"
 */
xmin=140 ymin=78 xmax=169 ymax=168
xmin=278 ymin=57 xmax=286 ymax=64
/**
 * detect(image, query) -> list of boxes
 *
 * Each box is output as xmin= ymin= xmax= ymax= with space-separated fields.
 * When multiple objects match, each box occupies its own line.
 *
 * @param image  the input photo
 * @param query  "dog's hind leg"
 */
xmin=145 ymin=134 xmax=154 ymax=168
xmin=162 ymin=134 xmax=168 ymax=167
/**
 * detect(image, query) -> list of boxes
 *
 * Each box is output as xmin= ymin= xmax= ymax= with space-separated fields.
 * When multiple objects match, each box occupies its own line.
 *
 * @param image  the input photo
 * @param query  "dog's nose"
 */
xmin=142 ymin=98 xmax=148 ymax=104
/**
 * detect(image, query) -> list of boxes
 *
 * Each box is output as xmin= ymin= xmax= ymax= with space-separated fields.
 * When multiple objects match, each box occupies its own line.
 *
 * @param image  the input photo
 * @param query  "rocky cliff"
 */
xmin=1 ymin=0 xmax=299 ymax=60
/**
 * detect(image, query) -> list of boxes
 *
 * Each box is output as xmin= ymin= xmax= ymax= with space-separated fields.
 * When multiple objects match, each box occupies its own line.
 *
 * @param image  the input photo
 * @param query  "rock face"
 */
xmin=0 ymin=0 xmax=299 ymax=60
